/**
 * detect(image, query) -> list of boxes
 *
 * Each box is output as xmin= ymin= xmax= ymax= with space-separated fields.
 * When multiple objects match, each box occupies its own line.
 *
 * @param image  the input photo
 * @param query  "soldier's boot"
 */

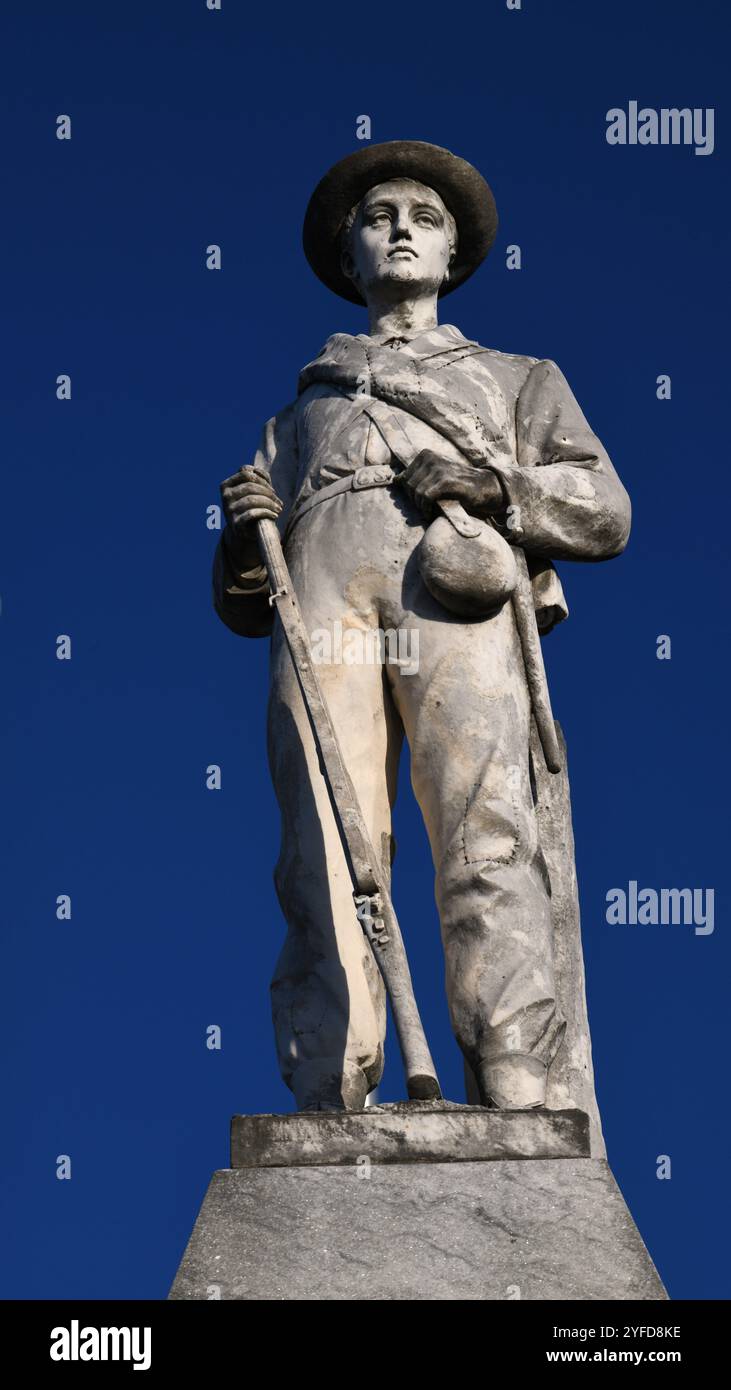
xmin=474 ymin=1052 xmax=549 ymax=1110
xmin=292 ymin=1058 xmax=371 ymax=1111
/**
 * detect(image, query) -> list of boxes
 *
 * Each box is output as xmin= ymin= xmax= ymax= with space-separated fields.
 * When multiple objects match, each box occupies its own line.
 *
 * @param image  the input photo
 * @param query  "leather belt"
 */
xmin=283 ymin=464 xmax=399 ymax=544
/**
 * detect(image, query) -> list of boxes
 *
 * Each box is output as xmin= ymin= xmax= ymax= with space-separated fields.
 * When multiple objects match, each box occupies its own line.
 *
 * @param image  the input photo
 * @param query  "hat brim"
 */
xmin=302 ymin=140 xmax=498 ymax=305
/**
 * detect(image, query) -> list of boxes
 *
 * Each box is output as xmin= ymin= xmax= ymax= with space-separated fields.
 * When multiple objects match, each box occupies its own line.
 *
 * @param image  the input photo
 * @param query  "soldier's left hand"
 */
xmin=400 ymin=450 xmax=504 ymax=518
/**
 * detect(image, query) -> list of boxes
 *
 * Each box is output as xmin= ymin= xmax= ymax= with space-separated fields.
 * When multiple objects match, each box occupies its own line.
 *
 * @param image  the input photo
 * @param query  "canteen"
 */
xmin=418 ymin=498 xmax=517 ymax=618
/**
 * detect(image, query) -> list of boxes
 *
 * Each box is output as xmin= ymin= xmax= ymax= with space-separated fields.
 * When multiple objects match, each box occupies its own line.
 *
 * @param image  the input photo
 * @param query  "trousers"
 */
xmin=267 ymin=478 xmax=566 ymax=1110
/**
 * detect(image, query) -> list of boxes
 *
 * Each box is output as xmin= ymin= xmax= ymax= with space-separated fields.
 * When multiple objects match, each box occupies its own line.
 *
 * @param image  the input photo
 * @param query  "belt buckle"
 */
xmin=352 ymin=466 xmax=392 ymax=490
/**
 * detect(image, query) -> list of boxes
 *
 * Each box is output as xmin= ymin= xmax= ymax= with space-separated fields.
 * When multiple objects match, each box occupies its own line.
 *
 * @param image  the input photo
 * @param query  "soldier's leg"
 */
xmin=266 ymin=503 xmax=402 ymax=1110
xmin=390 ymin=597 xmax=566 ymax=1109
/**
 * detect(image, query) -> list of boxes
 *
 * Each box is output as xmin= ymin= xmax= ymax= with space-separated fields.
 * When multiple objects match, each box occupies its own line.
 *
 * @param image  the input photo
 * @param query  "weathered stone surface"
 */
xmin=169 ymin=1157 xmax=667 ymax=1301
xmin=465 ymin=722 xmax=607 ymax=1159
xmin=231 ymin=1101 xmax=590 ymax=1169
xmin=214 ymin=143 xmax=632 ymax=1124
xmin=534 ymin=721 xmax=607 ymax=1157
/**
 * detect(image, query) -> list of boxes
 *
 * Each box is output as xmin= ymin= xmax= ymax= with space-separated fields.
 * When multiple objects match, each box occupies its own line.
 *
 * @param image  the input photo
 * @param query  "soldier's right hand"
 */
xmin=220 ymin=465 xmax=283 ymax=560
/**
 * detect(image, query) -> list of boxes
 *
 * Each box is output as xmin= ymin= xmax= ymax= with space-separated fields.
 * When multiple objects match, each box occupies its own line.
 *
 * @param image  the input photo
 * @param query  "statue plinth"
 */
xmin=229 ymin=1101 xmax=589 ymax=1167
xmin=168 ymin=1105 xmax=667 ymax=1301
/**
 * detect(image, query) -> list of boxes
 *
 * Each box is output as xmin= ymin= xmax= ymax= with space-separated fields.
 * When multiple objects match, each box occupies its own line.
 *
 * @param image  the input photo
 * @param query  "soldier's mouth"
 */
xmin=388 ymin=247 xmax=417 ymax=258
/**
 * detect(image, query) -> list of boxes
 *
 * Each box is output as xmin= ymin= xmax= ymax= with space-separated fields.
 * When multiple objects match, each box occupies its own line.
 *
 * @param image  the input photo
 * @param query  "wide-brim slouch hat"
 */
xmin=303 ymin=139 xmax=498 ymax=305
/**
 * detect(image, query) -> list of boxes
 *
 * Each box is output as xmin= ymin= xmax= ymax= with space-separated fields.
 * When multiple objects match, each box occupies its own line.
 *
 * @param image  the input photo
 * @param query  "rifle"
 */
xmin=256 ymin=517 xmax=442 ymax=1102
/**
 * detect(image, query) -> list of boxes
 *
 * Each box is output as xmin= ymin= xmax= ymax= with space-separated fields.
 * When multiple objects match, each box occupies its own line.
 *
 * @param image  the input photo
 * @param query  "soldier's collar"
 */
xmin=356 ymin=323 xmax=475 ymax=356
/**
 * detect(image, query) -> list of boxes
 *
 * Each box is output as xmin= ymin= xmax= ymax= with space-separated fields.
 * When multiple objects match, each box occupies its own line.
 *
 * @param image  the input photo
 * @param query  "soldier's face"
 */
xmin=342 ymin=179 xmax=454 ymax=302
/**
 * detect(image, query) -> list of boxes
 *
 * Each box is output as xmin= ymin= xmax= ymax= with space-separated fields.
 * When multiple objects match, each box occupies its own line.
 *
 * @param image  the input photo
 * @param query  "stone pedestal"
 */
xmin=169 ymin=1104 xmax=667 ymax=1301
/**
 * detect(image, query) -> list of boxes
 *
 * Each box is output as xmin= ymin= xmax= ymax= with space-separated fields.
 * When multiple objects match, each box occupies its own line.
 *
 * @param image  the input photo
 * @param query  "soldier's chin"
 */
xmin=381 ymin=262 xmax=419 ymax=282
xmin=373 ymin=265 xmax=435 ymax=296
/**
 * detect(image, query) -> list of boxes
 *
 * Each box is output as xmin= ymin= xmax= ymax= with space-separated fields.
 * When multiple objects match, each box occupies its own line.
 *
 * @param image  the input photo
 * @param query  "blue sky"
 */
xmin=2 ymin=0 xmax=729 ymax=1298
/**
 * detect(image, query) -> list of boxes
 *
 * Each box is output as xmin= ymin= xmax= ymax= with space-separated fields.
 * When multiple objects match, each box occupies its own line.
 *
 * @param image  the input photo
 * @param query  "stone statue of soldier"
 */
xmin=213 ymin=141 xmax=631 ymax=1115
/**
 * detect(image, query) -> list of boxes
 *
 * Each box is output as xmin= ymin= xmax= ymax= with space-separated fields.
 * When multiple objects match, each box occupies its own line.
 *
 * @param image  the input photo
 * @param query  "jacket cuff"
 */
xmin=480 ymin=465 xmax=529 ymax=542
xmin=221 ymin=526 xmax=269 ymax=595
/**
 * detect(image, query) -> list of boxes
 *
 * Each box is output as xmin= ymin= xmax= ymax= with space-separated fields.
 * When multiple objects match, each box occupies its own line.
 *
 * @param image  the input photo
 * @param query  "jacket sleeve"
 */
xmin=488 ymin=359 xmax=631 ymax=561
xmin=212 ymin=401 xmax=299 ymax=638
